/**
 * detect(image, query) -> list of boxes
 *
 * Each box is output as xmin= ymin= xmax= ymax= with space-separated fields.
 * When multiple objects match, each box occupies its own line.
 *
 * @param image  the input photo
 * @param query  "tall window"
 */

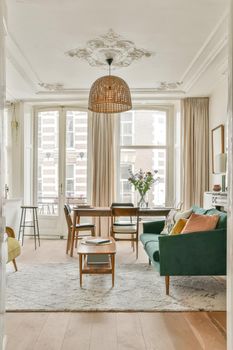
xmin=65 ymin=111 xmax=88 ymax=201
xmin=36 ymin=110 xmax=59 ymax=215
xmin=119 ymin=109 xmax=173 ymax=207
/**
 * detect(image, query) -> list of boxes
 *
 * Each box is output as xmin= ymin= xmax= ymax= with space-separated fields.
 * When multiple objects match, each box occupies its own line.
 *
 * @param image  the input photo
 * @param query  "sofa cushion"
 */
xmin=140 ymin=234 xmax=160 ymax=262
xmin=181 ymin=213 xmax=219 ymax=234
xmin=174 ymin=208 xmax=192 ymax=222
xmin=170 ymin=218 xmax=187 ymax=235
xmin=7 ymin=237 xmax=21 ymax=263
xmin=205 ymin=208 xmax=227 ymax=229
xmin=160 ymin=209 xmax=177 ymax=235
xmin=192 ymin=205 xmax=208 ymax=215
xmin=140 ymin=233 xmax=159 ymax=245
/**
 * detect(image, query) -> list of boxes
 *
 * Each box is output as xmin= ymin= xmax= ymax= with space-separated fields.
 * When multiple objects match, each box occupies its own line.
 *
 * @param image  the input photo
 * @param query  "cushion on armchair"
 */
xmin=7 ymin=237 xmax=21 ymax=263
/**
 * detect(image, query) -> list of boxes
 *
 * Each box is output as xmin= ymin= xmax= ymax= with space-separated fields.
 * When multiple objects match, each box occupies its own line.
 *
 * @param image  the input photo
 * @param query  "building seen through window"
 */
xmin=119 ymin=110 xmax=167 ymax=207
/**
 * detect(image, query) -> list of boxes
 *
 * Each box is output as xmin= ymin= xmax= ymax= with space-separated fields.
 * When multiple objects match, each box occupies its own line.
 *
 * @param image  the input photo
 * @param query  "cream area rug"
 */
xmin=6 ymin=262 xmax=226 ymax=311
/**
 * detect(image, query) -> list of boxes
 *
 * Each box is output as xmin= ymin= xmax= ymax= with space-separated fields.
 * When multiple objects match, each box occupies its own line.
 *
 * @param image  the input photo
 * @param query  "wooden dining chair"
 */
xmin=111 ymin=202 xmax=135 ymax=249
xmin=64 ymin=204 xmax=95 ymax=257
xmin=110 ymin=206 xmax=140 ymax=258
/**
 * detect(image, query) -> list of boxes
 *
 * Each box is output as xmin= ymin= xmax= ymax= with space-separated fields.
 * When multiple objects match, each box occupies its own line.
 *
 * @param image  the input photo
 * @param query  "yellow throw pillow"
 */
xmin=170 ymin=218 xmax=187 ymax=235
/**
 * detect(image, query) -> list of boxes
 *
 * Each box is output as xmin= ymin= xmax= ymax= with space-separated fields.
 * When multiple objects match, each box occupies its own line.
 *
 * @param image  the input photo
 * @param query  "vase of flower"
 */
xmin=137 ymin=192 xmax=148 ymax=208
xmin=128 ymin=169 xmax=159 ymax=208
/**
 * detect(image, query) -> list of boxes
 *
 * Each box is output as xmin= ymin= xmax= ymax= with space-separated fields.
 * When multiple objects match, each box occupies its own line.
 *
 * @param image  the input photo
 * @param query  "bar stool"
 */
xmin=18 ymin=206 xmax=40 ymax=249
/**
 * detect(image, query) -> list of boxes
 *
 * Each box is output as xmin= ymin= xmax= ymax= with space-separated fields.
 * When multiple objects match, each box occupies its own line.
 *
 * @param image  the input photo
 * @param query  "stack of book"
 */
xmin=84 ymin=238 xmax=110 ymax=245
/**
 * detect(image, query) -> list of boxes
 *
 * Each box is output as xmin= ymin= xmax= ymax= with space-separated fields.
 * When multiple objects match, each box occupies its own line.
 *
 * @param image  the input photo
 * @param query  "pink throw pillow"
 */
xmin=181 ymin=213 xmax=219 ymax=234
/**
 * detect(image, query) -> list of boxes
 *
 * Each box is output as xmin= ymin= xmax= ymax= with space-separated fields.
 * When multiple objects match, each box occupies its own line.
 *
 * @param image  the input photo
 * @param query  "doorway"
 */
xmin=34 ymin=108 xmax=89 ymax=236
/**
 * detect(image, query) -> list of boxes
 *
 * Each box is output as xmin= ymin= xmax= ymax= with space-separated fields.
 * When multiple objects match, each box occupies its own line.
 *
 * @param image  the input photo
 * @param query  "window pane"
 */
xmin=37 ymin=111 xmax=59 ymax=215
xmin=120 ymin=110 xmax=166 ymax=146
xmin=66 ymin=111 xmax=88 ymax=202
xmin=120 ymin=148 xmax=166 ymax=207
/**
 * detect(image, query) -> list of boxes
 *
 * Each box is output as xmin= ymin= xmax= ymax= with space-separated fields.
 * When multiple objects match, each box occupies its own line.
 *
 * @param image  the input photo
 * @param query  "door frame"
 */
xmin=33 ymin=106 xmax=90 ymax=237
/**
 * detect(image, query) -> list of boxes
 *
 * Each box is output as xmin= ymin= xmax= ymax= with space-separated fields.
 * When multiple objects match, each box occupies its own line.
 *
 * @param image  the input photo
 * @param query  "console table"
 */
xmin=203 ymin=192 xmax=227 ymax=211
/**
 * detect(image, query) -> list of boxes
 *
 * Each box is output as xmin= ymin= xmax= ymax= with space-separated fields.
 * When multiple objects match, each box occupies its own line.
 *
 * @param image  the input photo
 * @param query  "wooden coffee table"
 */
xmin=77 ymin=237 xmax=116 ymax=287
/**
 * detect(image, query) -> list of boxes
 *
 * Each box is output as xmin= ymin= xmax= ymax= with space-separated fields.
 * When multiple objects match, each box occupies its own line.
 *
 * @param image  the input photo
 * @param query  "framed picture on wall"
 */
xmin=211 ymin=124 xmax=224 ymax=174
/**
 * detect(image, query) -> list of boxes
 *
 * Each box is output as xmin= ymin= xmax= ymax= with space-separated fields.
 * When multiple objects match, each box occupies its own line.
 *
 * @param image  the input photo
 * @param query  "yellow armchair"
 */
xmin=6 ymin=226 xmax=21 ymax=271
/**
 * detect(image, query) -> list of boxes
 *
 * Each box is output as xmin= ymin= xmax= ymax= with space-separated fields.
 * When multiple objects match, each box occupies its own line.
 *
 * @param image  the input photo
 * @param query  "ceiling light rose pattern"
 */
xmin=155 ymin=81 xmax=183 ymax=91
xmin=66 ymin=29 xmax=153 ymax=68
xmin=88 ymin=74 xmax=132 ymax=114
xmin=38 ymin=82 xmax=64 ymax=91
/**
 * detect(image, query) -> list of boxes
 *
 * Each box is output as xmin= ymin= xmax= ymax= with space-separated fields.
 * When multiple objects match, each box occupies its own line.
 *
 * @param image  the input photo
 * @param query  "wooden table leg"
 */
xmin=98 ymin=217 xmax=101 ymax=237
xmin=79 ymin=254 xmax=83 ymax=288
xmin=111 ymin=253 xmax=115 ymax=287
xmin=70 ymin=211 xmax=77 ymax=257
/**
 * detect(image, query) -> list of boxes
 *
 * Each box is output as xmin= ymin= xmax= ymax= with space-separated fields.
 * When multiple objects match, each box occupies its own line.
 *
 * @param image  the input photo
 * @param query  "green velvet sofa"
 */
xmin=140 ymin=206 xmax=227 ymax=295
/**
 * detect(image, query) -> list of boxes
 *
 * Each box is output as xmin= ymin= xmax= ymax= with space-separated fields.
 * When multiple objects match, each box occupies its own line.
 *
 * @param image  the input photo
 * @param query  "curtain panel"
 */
xmin=181 ymin=97 xmax=209 ymax=209
xmin=89 ymin=112 xmax=118 ymax=234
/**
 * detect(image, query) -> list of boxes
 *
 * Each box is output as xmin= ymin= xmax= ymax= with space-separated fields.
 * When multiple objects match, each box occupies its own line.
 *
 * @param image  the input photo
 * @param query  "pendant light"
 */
xmin=88 ymin=58 xmax=132 ymax=114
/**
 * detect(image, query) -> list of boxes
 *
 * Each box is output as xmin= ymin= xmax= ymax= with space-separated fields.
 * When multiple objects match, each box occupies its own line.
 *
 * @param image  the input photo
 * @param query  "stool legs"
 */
xmin=18 ymin=206 xmax=40 ymax=250
xmin=34 ymin=208 xmax=40 ymax=247
xmin=22 ymin=208 xmax=26 ymax=246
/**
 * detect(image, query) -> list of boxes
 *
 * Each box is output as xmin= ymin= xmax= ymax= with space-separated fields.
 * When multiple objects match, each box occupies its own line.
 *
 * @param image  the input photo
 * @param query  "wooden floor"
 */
xmin=5 ymin=238 xmax=226 ymax=350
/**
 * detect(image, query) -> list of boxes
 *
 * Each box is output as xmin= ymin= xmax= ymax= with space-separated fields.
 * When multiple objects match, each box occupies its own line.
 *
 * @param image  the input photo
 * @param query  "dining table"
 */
xmin=72 ymin=206 xmax=172 ymax=237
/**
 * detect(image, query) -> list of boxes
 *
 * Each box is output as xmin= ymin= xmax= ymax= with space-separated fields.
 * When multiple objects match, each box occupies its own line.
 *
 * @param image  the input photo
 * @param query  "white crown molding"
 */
xmin=6 ymin=31 xmax=39 ymax=91
xmin=180 ymin=11 xmax=229 ymax=92
xmin=36 ymin=88 xmax=185 ymax=96
xmin=22 ymin=88 xmax=185 ymax=105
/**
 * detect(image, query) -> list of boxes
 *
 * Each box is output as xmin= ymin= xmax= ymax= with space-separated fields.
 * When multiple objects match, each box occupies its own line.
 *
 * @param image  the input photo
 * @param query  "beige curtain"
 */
xmin=89 ymin=112 xmax=118 ymax=235
xmin=181 ymin=97 xmax=209 ymax=209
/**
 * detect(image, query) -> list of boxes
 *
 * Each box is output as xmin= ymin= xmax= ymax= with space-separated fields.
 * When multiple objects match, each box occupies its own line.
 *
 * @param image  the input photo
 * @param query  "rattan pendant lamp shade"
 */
xmin=88 ymin=58 xmax=132 ymax=114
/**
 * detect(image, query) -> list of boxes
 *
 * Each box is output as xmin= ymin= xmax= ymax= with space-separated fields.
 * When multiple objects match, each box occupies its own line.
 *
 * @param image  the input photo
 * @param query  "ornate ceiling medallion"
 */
xmin=65 ymin=29 xmax=153 ymax=68
xmin=38 ymin=82 xmax=64 ymax=91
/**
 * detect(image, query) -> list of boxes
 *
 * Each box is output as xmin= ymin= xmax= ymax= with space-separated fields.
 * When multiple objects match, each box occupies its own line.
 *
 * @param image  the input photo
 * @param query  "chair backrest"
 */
xmin=6 ymin=226 xmax=15 ymax=238
xmin=111 ymin=202 xmax=134 ymax=208
xmin=64 ymin=204 xmax=73 ymax=230
xmin=111 ymin=207 xmax=140 ymax=233
xmin=111 ymin=207 xmax=139 ymax=217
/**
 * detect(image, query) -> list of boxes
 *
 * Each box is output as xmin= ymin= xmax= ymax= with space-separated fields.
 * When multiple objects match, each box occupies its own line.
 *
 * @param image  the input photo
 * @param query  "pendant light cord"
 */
xmin=106 ymin=58 xmax=113 ymax=76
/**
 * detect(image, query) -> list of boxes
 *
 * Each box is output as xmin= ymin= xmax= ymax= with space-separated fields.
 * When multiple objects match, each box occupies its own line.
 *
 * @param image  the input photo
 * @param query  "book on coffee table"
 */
xmin=84 ymin=238 xmax=111 ymax=245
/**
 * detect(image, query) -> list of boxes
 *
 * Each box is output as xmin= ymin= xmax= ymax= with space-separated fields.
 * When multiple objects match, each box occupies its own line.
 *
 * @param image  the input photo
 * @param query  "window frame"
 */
xmin=117 ymin=106 xmax=174 ymax=207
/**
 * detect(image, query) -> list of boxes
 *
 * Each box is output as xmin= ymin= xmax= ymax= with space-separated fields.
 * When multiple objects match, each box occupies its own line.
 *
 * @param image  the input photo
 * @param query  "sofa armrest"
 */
xmin=143 ymin=220 xmax=165 ymax=234
xmin=158 ymin=229 xmax=226 ymax=276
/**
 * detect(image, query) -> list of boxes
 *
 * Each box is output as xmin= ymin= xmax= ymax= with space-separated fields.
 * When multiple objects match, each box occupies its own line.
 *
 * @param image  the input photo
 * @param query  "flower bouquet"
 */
xmin=128 ymin=169 xmax=159 ymax=208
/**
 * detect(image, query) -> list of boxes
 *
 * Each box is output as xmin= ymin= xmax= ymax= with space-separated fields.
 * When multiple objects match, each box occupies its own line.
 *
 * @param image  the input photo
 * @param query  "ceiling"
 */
xmin=6 ymin=0 xmax=229 ymax=103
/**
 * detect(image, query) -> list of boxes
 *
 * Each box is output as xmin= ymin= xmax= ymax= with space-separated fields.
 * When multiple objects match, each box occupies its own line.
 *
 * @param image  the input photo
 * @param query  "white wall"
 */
xmin=209 ymin=77 xmax=228 ymax=189
xmin=6 ymin=101 xmax=33 ymax=204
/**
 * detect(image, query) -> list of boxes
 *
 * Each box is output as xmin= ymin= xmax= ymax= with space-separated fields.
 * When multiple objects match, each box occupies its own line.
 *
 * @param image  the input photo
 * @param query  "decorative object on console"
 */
xmin=215 ymin=153 xmax=227 ymax=192
xmin=88 ymin=57 xmax=132 ymax=114
xmin=213 ymin=184 xmax=221 ymax=192
xmin=128 ymin=168 xmax=159 ymax=208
